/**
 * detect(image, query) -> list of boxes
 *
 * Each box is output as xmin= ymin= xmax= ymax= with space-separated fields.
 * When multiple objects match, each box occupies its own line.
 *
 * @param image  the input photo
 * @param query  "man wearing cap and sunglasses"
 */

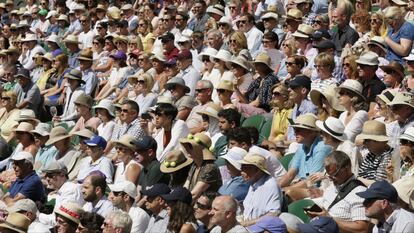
xmin=141 ymin=183 xmax=171 ymax=233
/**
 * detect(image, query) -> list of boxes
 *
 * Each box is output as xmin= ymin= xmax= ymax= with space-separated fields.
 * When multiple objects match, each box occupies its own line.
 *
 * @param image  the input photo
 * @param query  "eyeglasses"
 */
xmin=138 ymin=24 xmax=146 ymax=27
xmin=327 ymin=166 xmax=342 ymax=180
xmin=162 ymin=18 xmax=171 ymax=22
xmin=121 ymin=108 xmax=130 ymax=113
xmin=400 ymin=139 xmax=414 ymax=146
xmin=195 ymin=202 xmax=211 ymax=210
xmin=195 ymin=88 xmax=208 ymax=93
xmin=342 ymin=63 xmax=351 ymax=68
xmin=285 ymin=61 xmax=296 ymax=66
xmin=370 ymin=19 xmax=381 ymax=24
xmin=282 ymin=43 xmax=289 ymax=48
xmin=217 ymin=89 xmax=227 ymax=94
xmin=312 ymin=20 xmax=322 ymax=25
xmin=238 ymin=20 xmax=247 ymax=24
xmin=229 ymin=39 xmax=237 ymax=44
xmin=115 ymin=146 xmax=129 ymax=152
xmin=137 ymin=80 xmax=146 ymax=85
xmin=80 ymin=20 xmax=88 ymax=23
xmin=1 ymin=97 xmax=10 ymax=100
xmin=112 ymin=191 xmax=124 ymax=197
xmin=338 ymin=90 xmax=350 ymax=96
xmin=218 ymin=23 xmax=227 ymax=28
xmin=272 ymin=91 xmax=281 ymax=97
xmin=229 ymin=6 xmax=237 ymax=10
xmin=231 ymin=64 xmax=241 ymax=69
xmin=202 ymin=57 xmax=210 ymax=63
xmin=175 ymin=18 xmax=184 ymax=21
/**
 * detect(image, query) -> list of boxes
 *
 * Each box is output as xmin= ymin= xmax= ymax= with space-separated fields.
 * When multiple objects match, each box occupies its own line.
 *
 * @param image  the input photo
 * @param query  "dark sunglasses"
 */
xmin=195 ymin=202 xmax=211 ymax=210
xmin=400 ymin=139 xmax=414 ymax=146
xmin=285 ymin=61 xmax=296 ymax=66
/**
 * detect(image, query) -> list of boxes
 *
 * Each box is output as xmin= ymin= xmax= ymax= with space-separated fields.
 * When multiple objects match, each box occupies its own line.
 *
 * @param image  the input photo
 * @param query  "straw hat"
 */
xmin=42 ymin=53 xmax=53 ymax=62
xmin=377 ymin=89 xmax=397 ymax=104
xmin=93 ymin=99 xmax=115 ymax=117
xmin=315 ymin=117 xmax=347 ymax=141
xmin=197 ymin=47 xmax=218 ymax=61
xmin=77 ymin=49 xmax=93 ymax=61
xmin=355 ymin=120 xmax=388 ymax=142
xmin=221 ymin=147 xmax=247 ymax=170
xmin=239 ymin=153 xmax=270 ymax=175
xmin=253 ymin=53 xmax=272 ymax=69
xmin=70 ymin=128 xmax=94 ymax=139
xmin=13 ymin=122 xmax=34 ymax=133
xmin=21 ymin=34 xmax=38 ymax=42
xmin=310 ymin=85 xmax=345 ymax=112
xmin=217 ymin=80 xmax=234 ymax=92
xmin=288 ymin=113 xmax=319 ymax=131
xmin=261 ymin=12 xmax=278 ymax=21
xmin=196 ymin=102 xmax=222 ymax=119
xmin=54 ymin=202 xmax=84 ymax=225
xmin=45 ymin=126 xmax=71 ymax=146
xmin=228 ymin=55 xmax=251 ymax=71
xmin=400 ymin=126 xmax=414 ymax=142
xmin=368 ymin=36 xmax=387 ymax=53
xmin=64 ymin=69 xmax=85 ymax=84
xmin=57 ymin=14 xmax=69 ymax=24
xmin=387 ymin=92 xmax=414 ymax=109
xmin=16 ymin=109 xmax=39 ymax=122
xmin=380 ymin=61 xmax=405 ymax=79
xmin=164 ymin=77 xmax=190 ymax=93
xmin=0 ymin=213 xmax=31 ymax=233
xmin=356 ymin=51 xmax=379 ymax=66
xmin=283 ymin=9 xmax=303 ymax=21
xmin=180 ymin=133 xmax=215 ymax=160
xmin=336 ymin=79 xmax=365 ymax=101
xmin=210 ymin=49 xmax=232 ymax=63
xmin=63 ymin=34 xmax=81 ymax=44
xmin=74 ymin=93 xmax=93 ymax=108
xmin=160 ymin=149 xmax=193 ymax=173
xmin=113 ymin=134 xmax=138 ymax=151
xmin=292 ymin=24 xmax=315 ymax=38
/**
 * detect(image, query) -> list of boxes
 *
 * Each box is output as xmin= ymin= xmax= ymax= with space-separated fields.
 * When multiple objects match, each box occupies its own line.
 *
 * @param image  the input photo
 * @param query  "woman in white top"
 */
xmin=93 ymin=99 xmax=116 ymax=142
xmin=199 ymin=48 xmax=218 ymax=80
xmin=113 ymin=134 xmax=142 ymax=185
xmin=132 ymin=73 xmax=157 ymax=116
xmin=208 ymin=50 xmax=235 ymax=102
xmin=262 ymin=31 xmax=282 ymax=74
xmin=337 ymin=79 xmax=369 ymax=143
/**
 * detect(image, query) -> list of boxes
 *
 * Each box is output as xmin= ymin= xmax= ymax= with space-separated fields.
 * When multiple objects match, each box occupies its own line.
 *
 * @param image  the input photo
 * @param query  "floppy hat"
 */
xmin=161 ymin=187 xmax=192 ymax=205
xmin=357 ymin=180 xmax=398 ymax=203
xmin=74 ymin=93 xmax=93 ymax=108
xmin=221 ymin=147 xmax=247 ymax=170
xmin=30 ymin=123 xmax=52 ymax=137
xmin=180 ymin=133 xmax=216 ymax=160
xmin=239 ymin=153 xmax=270 ymax=175
xmin=288 ymin=113 xmax=319 ymax=131
xmin=16 ymin=109 xmax=39 ymax=122
xmin=400 ymin=126 xmax=414 ymax=142
xmin=196 ymin=102 xmax=222 ymax=119
xmin=164 ymin=77 xmax=190 ymax=93
xmin=392 ymin=176 xmax=414 ymax=209
xmin=8 ymin=199 xmax=38 ymax=215
xmin=70 ymin=128 xmax=94 ymax=139
xmin=11 ymin=151 xmax=34 ymax=164
xmin=310 ymin=85 xmax=345 ymax=112
xmin=355 ymin=120 xmax=388 ymax=142
xmin=45 ymin=126 xmax=71 ymax=146
xmin=355 ymin=51 xmax=379 ymax=66
xmin=15 ymin=68 xmax=31 ymax=79
xmin=0 ymin=213 xmax=31 ymax=233
xmin=315 ymin=117 xmax=347 ymax=141
xmin=64 ymin=69 xmax=85 ymax=84
xmin=248 ymin=215 xmax=287 ymax=233
xmin=63 ymin=34 xmax=81 ymax=44
xmin=377 ymin=89 xmax=397 ymax=104
xmin=109 ymin=181 xmax=137 ymax=199
xmin=210 ymin=49 xmax=232 ymax=64
xmin=54 ymin=202 xmax=84 ymax=224
xmin=84 ymin=135 xmax=107 ymax=149
xmin=298 ymin=216 xmax=339 ymax=233
xmin=197 ymin=47 xmax=218 ymax=61
xmin=141 ymin=183 xmax=171 ymax=198
xmin=57 ymin=15 xmax=69 ymax=24
xmin=292 ymin=24 xmax=315 ymax=38
xmin=42 ymin=53 xmax=53 ymax=62
xmin=368 ymin=36 xmax=387 ymax=53
xmin=13 ymin=122 xmax=34 ymax=133
xmin=283 ymin=9 xmax=303 ymax=21
xmin=336 ymin=79 xmax=365 ymax=100
xmin=387 ymin=92 xmax=414 ymax=109
xmin=216 ymin=80 xmax=234 ymax=92
xmin=380 ymin=61 xmax=405 ymax=79
xmin=93 ymin=99 xmax=115 ymax=117
xmin=253 ymin=52 xmax=272 ymax=70
xmin=160 ymin=149 xmax=193 ymax=173
xmin=150 ymin=51 xmax=167 ymax=62
xmin=229 ymin=55 xmax=251 ymax=71
xmin=42 ymin=160 xmax=67 ymax=173
xmin=21 ymin=34 xmax=38 ymax=42
xmin=77 ymin=49 xmax=93 ymax=61
xmin=113 ymin=134 xmax=138 ymax=150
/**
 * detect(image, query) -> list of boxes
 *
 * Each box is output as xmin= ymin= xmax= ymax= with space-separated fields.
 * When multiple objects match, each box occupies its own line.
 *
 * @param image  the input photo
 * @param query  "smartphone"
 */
xmin=303 ymin=204 xmax=323 ymax=212
xmin=141 ymin=113 xmax=152 ymax=120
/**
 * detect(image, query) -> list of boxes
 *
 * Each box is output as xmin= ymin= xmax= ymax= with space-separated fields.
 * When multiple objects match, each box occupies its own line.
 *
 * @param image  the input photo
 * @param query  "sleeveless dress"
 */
xmin=114 ymin=160 xmax=142 ymax=184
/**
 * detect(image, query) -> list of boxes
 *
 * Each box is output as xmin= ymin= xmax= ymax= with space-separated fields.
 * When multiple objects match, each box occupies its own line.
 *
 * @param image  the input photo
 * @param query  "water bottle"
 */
xmin=50 ymin=106 xmax=57 ymax=117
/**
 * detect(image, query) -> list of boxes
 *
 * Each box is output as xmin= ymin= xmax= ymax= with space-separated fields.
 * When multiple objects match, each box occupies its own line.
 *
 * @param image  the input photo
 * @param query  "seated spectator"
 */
xmin=0 ymin=91 xmax=21 ymax=143
xmin=357 ymin=180 xmax=414 ymax=232
xmin=240 ymin=153 xmax=283 ymax=224
xmin=309 ymin=85 xmax=344 ymax=121
xmin=77 ymin=212 xmax=105 ymax=233
xmin=70 ymin=94 xmax=101 ymax=133
xmin=213 ymin=108 xmax=241 ymax=159
xmin=132 ymin=73 xmax=157 ymax=116
xmin=388 ymin=92 xmax=414 ymax=140
xmin=209 ymin=195 xmax=249 ymax=233
xmin=380 ymin=61 xmax=405 ymax=91
xmin=196 ymin=102 xmax=222 ymax=143
xmin=298 ymin=216 xmax=339 ymax=233
xmin=0 ymin=213 xmax=31 ymax=233
xmin=216 ymin=80 xmax=235 ymax=109
xmin=141 ymin=184 xmax=171 ymax=233
xmin=14 ymin=68 xmax=42 ymax=117
xmin=186 ymin=80 xmax=214 ymax=134
xmin=195 ymin=191 xmax=219 ymax=232
xmin=160 ymin=149 xmax=193 ymax=188
xmin=112 ymin=134 xmax=141 ymax=185
xmin=247 ymin=215 xmax=287 ymax=233
xmin=12 ymin=122 xmax=38 ymax=157
xmin=54 ymin=202 xmax=84 ymax=233
xmin=311 ymin=53 xmax=338 ymax=91
xmin=93 ymin=99 xmax=116 ymax=141
xmin=7 ymin=199 xmax=50 ymax=232
xmin=229 ymin=55 xmax=253 ymax=97
xmin=108 ymin=181 xmax=150 ymax=233
xmin=42 ymin=54 xmax=69 ymax=107
xmin=164 ymin=77 xmax=197 ymax=121
xmin=31 ymin=123 xmax=57 ymax=172
xmin=2 ymin=151 xmax=45 ymax=205
xmin=102 ymin=210 xmax=133 ymax=233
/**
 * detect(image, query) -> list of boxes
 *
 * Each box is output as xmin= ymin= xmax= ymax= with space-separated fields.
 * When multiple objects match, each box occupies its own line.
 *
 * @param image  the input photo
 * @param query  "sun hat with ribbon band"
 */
xmin=400 ymin=126 xmax=414 ymax=142
xmin=198 ymin=47 xmax=218 ymax=61
xmin=288 ymin=113 xmax=319 ymax=131
xmin=13 ymin=122 xmax=34 ymax=134
xmin=160 ymin=149 xmax=193 ymax=173
xmin=310 ymin=85 xmax=345 ymax=112
xmin=387 ymin=92 xmax=414 ymax=109
xmin=221 ymin=147 xmax=247 ymax=171
xmin=336 ymin=79 xmax=365 ymax=101
xmin=377 ymin=89 xmax=397 ymax=104
xmin=180 ymin=133 xmax=216 ymax=160
xmin=54 ymin=202 xmax=84 ymax=225
xmin=292 ymin=24 xmax=315 ymax=38
xmin=368 ymin=36 xmax=387 ymax=53
xmin=196 ymin=102 xmax=222 ymax=119
xmin=0 ymin=212 xmax=31 ymax=233
xmin=355 ymin=120 xmax=388 ymax=142
xmin=239 ymin=153 xmax=270 ymax=175
xmin=45 ymin=126 xmax=72 ymax=146
xmin=113 ymin=134 xmax=138 ymax=151
xmin=315 ymin=117 xmax=347 ymax=141
xmin=283 ymin=9 xmax=303 ymax=21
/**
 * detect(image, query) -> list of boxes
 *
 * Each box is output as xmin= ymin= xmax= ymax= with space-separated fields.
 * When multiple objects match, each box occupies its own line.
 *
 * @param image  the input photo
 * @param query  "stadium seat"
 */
xmin=279 ymin=153 xmax=294 ymax=170
xmin=241 ymin=115 xmax=266 ymax=131
xmin=288 ymin=199 xmax=315 ymax=223
xmin=259 ymin=118 xmax=273 ymax=143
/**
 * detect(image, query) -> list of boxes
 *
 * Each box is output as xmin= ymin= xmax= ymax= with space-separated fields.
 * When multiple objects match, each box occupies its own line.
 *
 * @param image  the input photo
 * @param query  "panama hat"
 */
xmin=13 ymin=122 xmax=34 ymax=133
xmin=197 ymin=47 xmax=218 ymax=61
xmin=64 ymin=69 xmax=85 ymax=84
xmin=46 ymin=34 xmax=59 ymax=44
xmin=221 ymin=147 xmax=247 ymax=170
xmin=310 ymin=85 xmax=345 ymax=112
xmin=336 ymin=79 xmax=365 ymax=101
xmin=196 ymin=102 xmax=222 ymax=119
xmin=16 ymin=109 xmax=39 ymax=123
xmin=164 ymin=77 xmax=190 ymax=93
xmin=57 ymin=14 xmax=69 ymax=24
xmin=240 ymin=153 xmax=270 ymax=175
xmin=180 ymin=133 xmax=215 ymax=160
xmin=380 ymin=61 xmax=405 ymax=79
xmin=218 ymin=16 xmax=233 ymax=27
xmin=93 ymin=99 xmax=115 ymax=117
xmin=400 ymin=126 xmax=414 ymax=142
xmin=113 ymin=134 xmax=138 ymax=151
xmin=289 ymin=113 xmax=319 ymax=131
xmin=54 ymin=202 xmax=84 ymax=224
xmin=315 ymin=117 xmax=347 ymax=141
xmin=207 ymin=4 xmax=225 ymax=17
xmin=387 ymin=92 xmax=414 ymax=109
xmin=63 ymin=34 xmax=81 ymax=44
xmin=292 ymin=24 xmax=315 ymax=38
xmin=42 ymin=53 xmax=53 ymax=62
xmin=21 ymin=34 xmax=38 ymax=42
xmin=355 ymin=120 xmax=388 ymax=142
xmin=253 ymin=52 xmax=272 ymax=70
xmin=45 ymin=126 xmax=71 ymax=146
xmin=228 ymin=55 xmax=251 ymax=71
xmin=216 ymin=80 xmax=234 ymax=92
xmin=261 ymin=12 xmax=278 ymax=21
xmin=356 ymin=51 xmax=379 ymax=66
xmin=70 ymin=128 xmax=94 ymax=139
xmin=210 ymin=49 xmax=232 ymax=67
xmin=11 ymin=151 xmax=34 ymax=164
xmin=283 ymin=9 xmax=303 ymax=21
xmin=368 ymin=36 xmax=387 ymax=53
xmin=150 ymin=51 xmax=167 ymax=62
xmin=0 ymin=213 xmax=31 ymax=233
xmin=77 ymin=49 xmax=93 ymax=61
xmin=160 ymin=149 xmax=193 ymax=173
xmin=377 ymin=89 xmax=397 ymax=104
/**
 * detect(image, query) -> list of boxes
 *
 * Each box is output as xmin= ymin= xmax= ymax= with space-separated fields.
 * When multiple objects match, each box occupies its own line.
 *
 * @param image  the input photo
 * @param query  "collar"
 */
xmin=90 ymin=156 xmax=105 ymax=166
xmin=124 ymin=118 xmax=139 ymax=127
xmin=336 ymin=175 xmax=355 ymax=191
xmin=251 ymin=174 xmax=268 ymax=190
xmin=16 ymin=171 xmax=36 ymax=182
xmin=302 ymin=135 xmax=322 ymax=154
xmin=91 ymin=196 xmax=108 ymax=209
xmin=377 ymin=208 xmax=400 ymax=231
xmin=155 ymin=209 xmax=169 ymax=219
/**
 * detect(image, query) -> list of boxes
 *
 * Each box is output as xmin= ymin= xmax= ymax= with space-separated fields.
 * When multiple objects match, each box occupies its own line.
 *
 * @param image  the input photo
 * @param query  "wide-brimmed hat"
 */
xmin=180 ymin=133 xmax=215 ymax=160
xmin=197 ymin=47 xmax=218 ymax=61
xmin=210 ymin=49 xmax=232 ymax=64
xmin=355 ymin=120 xmax=388 ymax=142
xmin=18 ymin=20 xmax=30 ymax=28
xmin=196 ymin=102 xmax=222 ymax=119
xmin=45 ymin=126 xmax=71 ymax=146
xmin=46 ymin=34 xmax=59 ymax=44
xmin=0 ymin=213 xmax=31 ymax=233
xmin=207 ymin=4 xmax=225 ymax=17
xmin=63 ymin=34 xmax=81 ymax=44
xmin=16 ymin=109 xmax=39 ymax=122
xmin=64 ymin=69 xmax=85 ymax=84
xmin=160 ymin=149 xmax=193 ymax=173
xmin=42 ymin=160 xmax=67 ymax=174
xmin=253 ymin=53 xmax=272 ymax=69
xmin=113 ymin=134 xmax=138 ymax=151
xmin=21 ymin=34 xmax=38 ymax=42
xmin=57 ymin=14 xmax=69 ymax=24
xmin=240 ymin=153 xmax=270 ymax=175
xmin=108 ymin=181 xmax=137 ymax=199
xmin=11 ymin=151 xmax=34 ymax=164
xmin=387 ymin=92 xmax=414 ymax=109
xmin=221 ymin=147 xmax=247 ymax=170
xmin=392 ymin=176 xmax=414 ymax=209
xmin=218 ymin=16 xmax=232 ymax=27
xmin=336 ymin=79 xmax=365 ymax=100
xmin=164 ymin=77 xmax=190 ymax=93
xmin=315 ymin=117 xmax=347 ymax=141
xmin=13 ymin=122 xmax=34 ymax=133
xmin=400 ymin=126 xmax=414 ymax=142
xmin=150 ymin=51 xmax=167 ymax=62
xmin=41 ymin=53 xmax=53 ymax=62
xmin=356 ymin=51 xmax=379 ymax=66
xmin=5 ymin=46 xmax=20 ymax=54
xmin=70 ymin=128 xmax=94 ymax=139
xmin=77 ymin=49 xmax=93 ymax=61
xmin=30 ymin=123 xmax=52 ymax=137
xmin=283 ymin=9 xmax=303 ymax=21
xmin=310 ymin=85 xmax=345 ymax=112
xmin=292 ymin=24 xmax=315 ymax=38
xmin=368 ymin=36 xmax=387 ymax=53
xmin=289 ymin=113 xmax=319 ymax=131
xmin=377 ymin=89 xmax=397 ymax=104
xmin=261 ymin=12 xmax=278 ymax=21
xmin=93 ymin=99 xmax=115 ymax=117
xmin=54 ymin=202 xmax=84 ymax=225
xmin=216 ymin=80 xmax=234 ymax=92
xmin=380 ymin=61 xmax=404 ymax=79
xmin=74 ymin=93 xmax=93 ymax=108
xmin=229 ymin=55 xmax=251 ymax=71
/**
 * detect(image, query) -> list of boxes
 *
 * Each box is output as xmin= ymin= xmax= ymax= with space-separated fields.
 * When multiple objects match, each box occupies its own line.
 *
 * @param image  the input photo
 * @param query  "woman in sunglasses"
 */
xmin=277 ymin=38 xmax=297 ymax=79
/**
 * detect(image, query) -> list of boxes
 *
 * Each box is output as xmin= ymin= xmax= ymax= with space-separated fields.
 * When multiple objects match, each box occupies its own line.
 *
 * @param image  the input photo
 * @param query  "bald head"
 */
xmin=217 ymin=195 xmax=237 ymax=212
xmin=209 ymin=195 xmax=238 ymax=227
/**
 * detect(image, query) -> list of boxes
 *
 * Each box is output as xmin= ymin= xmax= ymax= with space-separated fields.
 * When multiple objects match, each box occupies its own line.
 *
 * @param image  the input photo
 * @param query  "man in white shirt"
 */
xmin=108 ymin=181 xmax=150 ymax=233
xmin=78 ymin=14 xmax=95 ymax=49
xmin=177 ymin=49 xmax=200 ymax=97
xmin=238 ymin=13 xmax=263 ymax=57
xmin=18 ymin=34 xmax=46 ymax=70
xmin=8 ymin=199 xmax=51 ymax=233
xmin=121 ymin=4 xmax=138 ymax=33
xmin=82 ymin=172 xmax=115 ymax=218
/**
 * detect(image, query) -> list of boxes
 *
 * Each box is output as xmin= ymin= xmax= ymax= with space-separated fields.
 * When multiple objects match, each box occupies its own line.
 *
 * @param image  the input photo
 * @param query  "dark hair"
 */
xmin=217 ymin=109 xmax=241 ymax=127
xmin=325 ymin=150 xmax=352 ymax=169
xmin=123 ymin=99 xmax=140 ymax=115
xmin=263 ymin=31 xmax=279 ymax=49
xmin=155 ymin=103 xmax=178 ymax=120
xmin=88 ymin=172 xmax=107 ymax=193
xmin=79 ymin=212 xmax=105 ymax=233
xmin=240 ymin=13 xmax=255 ymax=23
xmin=227 ymin=127 xmax=251 ymax=146
xmin=177 ymin=11 xmax=189 ymax=21
xmin=93 ymin=35 xmax=105 ymax=46
xmin=200 ymin=191 xmax=219 ymax=205
xmin=244 ymin=127 xmax=259 ymax=145
xmin=167 ymin=201 xmax=197 ymax=233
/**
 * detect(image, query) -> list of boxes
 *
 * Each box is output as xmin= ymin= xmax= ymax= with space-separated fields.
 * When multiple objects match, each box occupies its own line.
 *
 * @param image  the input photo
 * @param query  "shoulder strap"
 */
xmin=328 ymin=179 xmax=365 ymax=210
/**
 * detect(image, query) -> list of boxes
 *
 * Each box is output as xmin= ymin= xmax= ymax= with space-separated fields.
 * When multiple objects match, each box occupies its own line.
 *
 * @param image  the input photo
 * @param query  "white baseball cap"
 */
xmin=11 ymin=151 xmax=34 ymax=164
xmin=221 ymin=147 xmax=247 ymax=170
xmin=108 ymin=181 xmax=137 ymax=199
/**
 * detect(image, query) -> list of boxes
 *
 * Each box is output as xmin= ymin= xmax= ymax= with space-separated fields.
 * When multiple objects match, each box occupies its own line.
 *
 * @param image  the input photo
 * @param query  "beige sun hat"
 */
xmin=292 ymin=24 xmax=315 ymax=38
xmin=54 ymin=202 xmax=84 ymax=225
xmin=253 ymin=53 xmax=272 ymax=69
xmin=70 ymin=128 xmax=95 ymax=139
xmin=387 ymin=92 xmax=414 ymax=109
xmin=239 ymin=153 xmax=270 ymax=175
xmin=74 ymin=93 xmax=94 ymax=108
xmin=180 ymin=133 xmax=216 ymax=160
xmin=288 ymin=113 xmax=319 ymax=131
xmin=315 ymin=117 xmax=347 ymax=141
xmin=112 ymin=134 xmax=138 ymax=151
xmin=310 ymin=85 xmax=345 ymax=112
xmin=356 ymin=51 xmax=379 ymax=66
xmin=57 ymin=14 xmax=69 ymax=24
xmin=336 ymin=79 xmax=365 ymax=101
xmin=283 ymin=9 xmax=303 ymax=21
xmin=77 ymin=49 xmax=93 ymax=61
xmin=93 ymin=99 xmax=115 ymax=117
xmin=216 ymin=80 xmax=234 ymax=92
xmin=228 ymin=54 xmax=251 ymax=71
xmin=21 ymin=34 xmax=38 ymax=42
xmin=160 ymin=149 xmax=193 ymax=173
xmin=13 ymin=122 xmax=34 ymax=133
xmin=198 ymin=47 xmax=218 ymax=61
xmin=42 ymin=53 xmax=53 ymax=62
xmin=377 ymin=89 xmax=397 ymax=104
xmin=400 ymin=126 xmax=414 ymax=142
xmin=16 ymin=109 xmax=39 ymax=122
xmin=45 ymin=126 xmax=71 ymax=146
xmin=63 ymin=34 xmax=81 ymax=44
xmin=196 ymin=102 xmax=222 ymax=119
xmin=392 ymin=176 xmax=414 ymax=209
xmin=0 ymin=213 xmax=31 ymax=233
xmin=355 ymin=120 xmax=388 ymax=142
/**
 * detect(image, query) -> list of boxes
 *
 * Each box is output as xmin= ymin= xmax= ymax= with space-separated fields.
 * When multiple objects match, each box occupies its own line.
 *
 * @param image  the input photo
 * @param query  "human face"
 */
xmin=281 ymin=41 xmax=292 ymax=55
xmin=138 ymin=20 xmax=147 ymax=34
xmin=217 ymin=89 xmax=232 ymax=102
xmin=145 ymin=196 xmax=161 ymax=212
xmin=391 ymin=105 xmax=413 ymax=122
xmin=120 ymin=104 xmax=137 ymax=123
xmin=342 ymin=58 xmax=352 ymax=77
xmin=16 ymin=76 xmax=29 ymax=88
xmin=80 ymin=17 xmax=90 ymax=30
xmin=12 ymin=160 xmax=30 ymax=179
xmin=338 ymin=89 xmax=352 ymax=107
xmin=45 ymin=171 xmax=64 ymax=190
xmin=231 ymin=63 xmax=246 ymax=78
xmin=332 ymin=8 xmax=347 ymax=27
xmin=207 ymin=34 xmax=221 ymax=49
xmin=363 ymin=198 xmax=386 ymax=219
xmin=293 ymin=127 xmax=313 ymax=144
xmin=383 ymin=71 xmax=398 ymax=88
xmin=314 ymin=62 xmax=331 ymax=79
xmin=218 ymin=23 xmax=230 ymax=35
xmin=241 ymin=164 xmax=259 ymax=183
xmin=194 ymin=196 xmax=211 ymax=220
xmin=320 ymin=131 xmax=337 ymax=147
xmin=262 ymin=38 xmax=276 ymax=50
xmin=109 ymin=191 xmax=125 ymax=209
xmin=228 ymin=4 xmax=238 ymax=18
xmin=154 ymin=111 xmax=169 ymax=129
xmin=209 ymin=198 xmax=227 ymax=226
xmin=263 ymin=17 xmax=277 ymax=31
xmin=312 ymin=17 xmax=324 ymax=30
xmin=56 ymin=215 xmax=76 ymax=233
xmin=102 ymin=218 xmax=116 ymax=233
xmin=370 ymin=16 xmax=383 ymax=31
xmin=237 ymin=16 xmax=250 ymax=32
xmin=195 ymin=83 xmax=211 ymax=103
xmin=286 ymin=58 xmax=300 ymax=75
xmin=272 ymin=87 xmax=286 ymax=107
xmin=86 ymin=145 xmax=102 ymax=160
xmin=1 ymin=95 xmax=14 ymax=109
xmin=288 ymin=86 xmax=304 ymax=103
xmin=75 ymin=104 xmax=90 ymax=117
xmin=218 ymin=117 xmax=231 ymax=133
xmin=115 ymin=144 xmax=134 ymax=159
xmin=325 ymin=163 xmax=344 ymax=185
xmin=81 ymin=177 xmax=97 ymax=202
xmin=193 ymin=3 xmax=204 ymax=17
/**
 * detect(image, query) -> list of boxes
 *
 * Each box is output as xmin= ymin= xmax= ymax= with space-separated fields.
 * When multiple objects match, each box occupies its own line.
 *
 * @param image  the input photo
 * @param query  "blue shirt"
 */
xmin=287 ymin=99 xmax=317 ymax=141
xmin=34 ymin=145 xmax=58 ymax=174
xmin=9 ymin=171 xmax=45 ymax=203
xmin=81 ymin=68 xmax=98 ymax=96
xmin=218 ymin=176 xmax=250 ymax=202
xmin=386 ymin=22 xmax=414 ymax=63
xmin=290 ymin=136 xmax=332 ymax=179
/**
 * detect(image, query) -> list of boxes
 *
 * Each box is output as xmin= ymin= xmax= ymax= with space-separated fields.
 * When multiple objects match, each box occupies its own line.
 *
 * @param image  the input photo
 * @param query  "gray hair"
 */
xmin=218 ymin=195 xmax=238 ymax=213
xmin=197 ymin=80 xmax=214 ymax=89
xmin=324 ymin=150 xmax=351 ymax=169
xmin=107 ymin=211 xmax=132 ymax=233
xmin=207 ymin=29 xmax=222 ymax=39
xmin=336 ymin=0 xmax=354 ymax=22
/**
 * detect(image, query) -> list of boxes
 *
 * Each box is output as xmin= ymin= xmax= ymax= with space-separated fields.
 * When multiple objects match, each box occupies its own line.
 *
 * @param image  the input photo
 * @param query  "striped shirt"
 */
xmin=358 ymin=148 xmax=393 ymax=181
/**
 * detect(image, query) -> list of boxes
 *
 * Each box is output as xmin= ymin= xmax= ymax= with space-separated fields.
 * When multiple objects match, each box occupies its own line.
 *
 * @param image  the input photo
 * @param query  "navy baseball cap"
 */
xmin=298 ymin=216 xmax=339 ymax=233
xmin=84 ymin=135 xmax=107 ymax=149
xmin=135 ymin=136 xmax=157 ymax=150
xmin=288 ymin=74 xmax=311 ymax=90
xmin=141 ymin=183 xmax=171 ymax=198
xmin=161 ymin=32 xmax=175 ymax=43
xmin=247 ymin=215 xmax=287 ymax=233
xmin=313 ymin=40 xmax=335 ymax=51
xmin=356 ymin=180 xmax=398 ymax=203
xmin=161 ymin=187 xmax=192 ymax=205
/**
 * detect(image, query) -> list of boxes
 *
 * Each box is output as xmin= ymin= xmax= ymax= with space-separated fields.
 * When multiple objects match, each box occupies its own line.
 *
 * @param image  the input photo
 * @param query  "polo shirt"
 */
xmin=361 ymin=76 xmax=386 ymax=103
xmin=386 ymin=21 xmax=414 ymax=63
xmin=76 ymin=156 xmax=114 ymax=183
xmin=145 ymin=209 xmax=169 ymax=233
xmin=218 ymin=176 xmax=250 ymax=201
xmin=373 ymin=208 xmax=414 ymax=233
xmin=332 ymin=25 xmax=359 ymax=53
xmin=14 ymin=82 xmax=42 ymax=116
xmin=9 ymin=171 xmax=45 ymax=203
xmin=83 ymin=196 xmax=115 ymax=218
xmin=138 ymin=159 xmax=169 ymax=190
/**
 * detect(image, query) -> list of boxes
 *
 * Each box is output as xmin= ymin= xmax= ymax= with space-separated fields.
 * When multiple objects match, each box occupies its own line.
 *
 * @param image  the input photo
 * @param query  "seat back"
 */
xmin=288 ymin=199 xmax=315 ymax=223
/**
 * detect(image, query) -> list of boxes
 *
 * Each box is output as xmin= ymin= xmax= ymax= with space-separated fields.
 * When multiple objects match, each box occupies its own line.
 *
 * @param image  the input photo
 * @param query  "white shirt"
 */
xmin=178 ymin=65 xmax=201 ymax=97
xmin=129 ymin=206 xmax=151 ymax=233
xmin=134 ymin=93 xmax=157 ymax=116
xmin=249 ymin=145 xmax=286 ymax=179
xmin=244 ymin=26 xmax=263 ymax=57
xmin=373 ymin=208 xmax=414 ymax=233
xmin=19 ymin=45 xmax=46 ymax=70
xmin=339 ymin=110 xmax=368 ymax=143
xmin=78 ymin=30 xmax=95 ymax=49
xmin=61 ymin=87 xmax=85 ymax=121
xmin=155 ymin=119 xmax=190 ymax=162
xmin=98 ymin=121 xmax=116 ymax=142
xmin=76 ymin=156 xmax=114 ymax=183
xmin=337 ymin=140 xmax=360 ymax=175
xmin=83 ymin=196 xmax=115 ymax=218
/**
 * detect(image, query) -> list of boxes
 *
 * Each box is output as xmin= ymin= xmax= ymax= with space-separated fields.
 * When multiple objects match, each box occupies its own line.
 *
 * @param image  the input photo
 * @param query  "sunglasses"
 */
xmin=195 ymin=88 xmax=208 ymax=93
xmin=238 ymin=20 xmax=247 ymax=24
xmin=338 ymin=90 xmax=351 ymax=96
xmin=314 ymin=65 xmax=325 ymax=69
xmin=285 ymin=61 xmax=296 ymax=66
xmin=327 ymin=166 xmax=342 ymax=180
xmin=195 ymin=202 xmax=211 ymax=210
xmin=1 ymin=97 xmax=10 ymax=100
xmin=121 ymin=108 xmax=130 ymax=113
xmin=370 ymin=19 xmax=381 ymax=23
xmin=342 ymin=63 xmax=351 ymax=68
xmin=272 ymin=91 xmax=282 ymax=97
xmin=312 ymin=20 xmax=322 ymax=25
xmin=400 ymin=139 xmax=414 ymax=146
xmin=115 ymin=146 xmax=129 ymax=152
xmin=229 ymin=6 xmax=237 ymax=10
xmin=202 ymin=57 xmax=210 ymax=63
xmin=217 ymin=89 xmax=228 ymax=94
xmin=138 ymin=24 xmax=146 ymax=27
xmin=218 ymin=23 xmax=228 ymax=28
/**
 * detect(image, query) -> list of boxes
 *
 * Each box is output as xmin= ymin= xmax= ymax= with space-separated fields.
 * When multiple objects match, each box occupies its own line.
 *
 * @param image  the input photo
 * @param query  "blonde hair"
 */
xmin=337 ymin=0 xmax=354 ymax=21
xmin=342 ymin=54 xmax=358 ymax=80
xmin=140 ymin=73 xmax=155 ymax=91
xmin=230 ymin=31 xmax=248 ymax=50
xmin=314 ymin=52 xmax=335 ymax=72
xmin=271 ymin=83 xmax=294 ymax=109
xmin=282 ymin=37 xmax=298 ymax=55
xmin=370 ymin=12 xmax=388 ymax=37
xmin=384 ymin=6 xmax=404 ymax=20
xmin=2 ymin=90 xmax=17 ymax=104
